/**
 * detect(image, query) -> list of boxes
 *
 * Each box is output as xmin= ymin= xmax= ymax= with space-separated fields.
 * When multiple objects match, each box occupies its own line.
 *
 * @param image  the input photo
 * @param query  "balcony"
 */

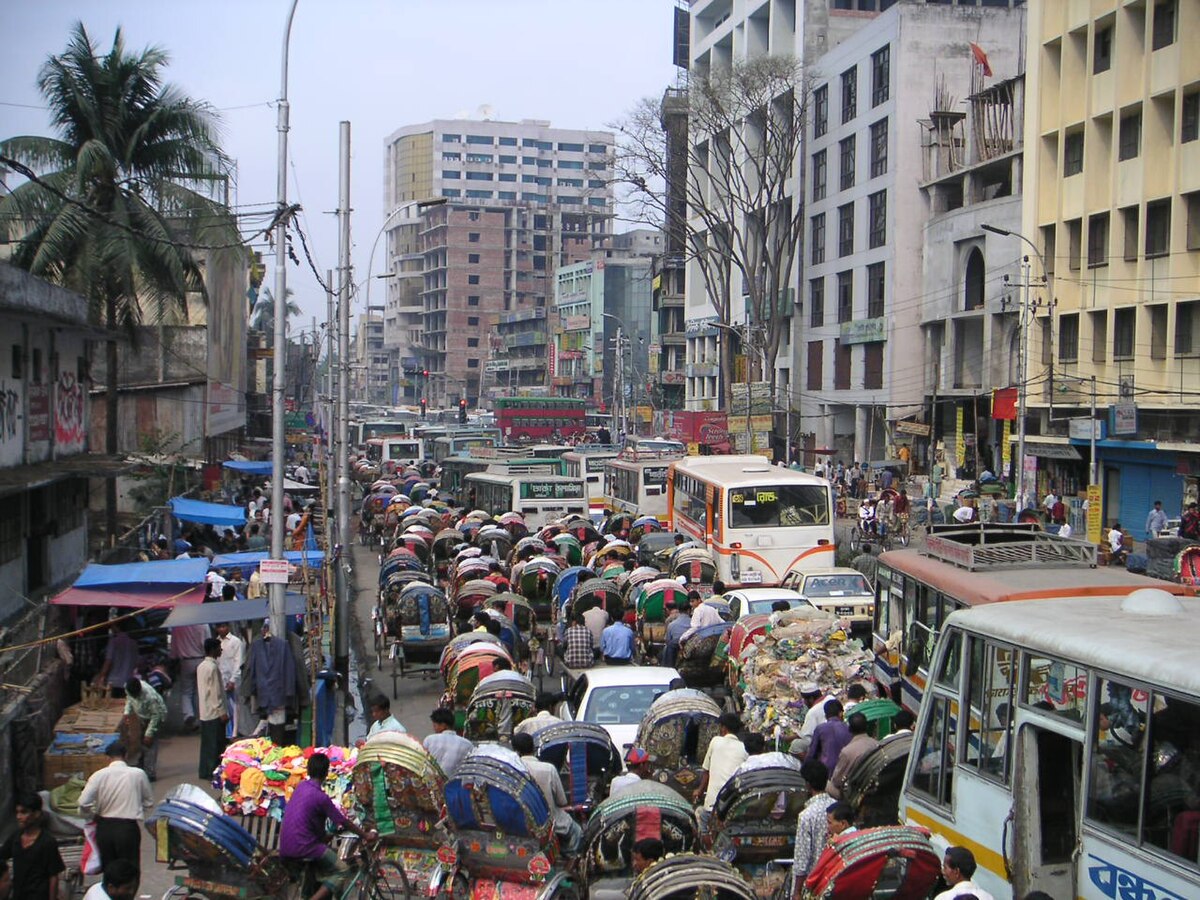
xmin=507 ymin=331 xmax=547 ymax=348
xmin=499 ymin=307 xmax=547 ymax=325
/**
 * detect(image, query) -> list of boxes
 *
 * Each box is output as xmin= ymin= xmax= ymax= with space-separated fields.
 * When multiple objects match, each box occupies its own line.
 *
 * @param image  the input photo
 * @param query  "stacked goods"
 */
xmin=214 ymin=738 xmax=357 ymax=819
xmin=737 ymin=609 xmax=874 ymax=739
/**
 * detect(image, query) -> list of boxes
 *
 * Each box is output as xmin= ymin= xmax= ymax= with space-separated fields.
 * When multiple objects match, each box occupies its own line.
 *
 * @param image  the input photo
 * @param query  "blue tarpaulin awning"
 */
xmin=209 ymin=550 xmax=327 ymax=572
xmin=74 ymin=558 xmax=211 ymax=589
xmin=222 ymin=460 xmax=273 ymax=476
xmin=162 ymin=593 xmax=308 ymax=627
xmin=169 ymin=497 xmax=247 ymax=527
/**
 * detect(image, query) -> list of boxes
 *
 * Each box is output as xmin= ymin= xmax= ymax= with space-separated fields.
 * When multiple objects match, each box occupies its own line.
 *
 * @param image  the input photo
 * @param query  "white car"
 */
xmin=780 ymin=566 xmax=875 ymax=628
xmin=556 ymin=665 xmax=681 ymax=752
xmin=720 ymin=587 xmax=813 ymax=621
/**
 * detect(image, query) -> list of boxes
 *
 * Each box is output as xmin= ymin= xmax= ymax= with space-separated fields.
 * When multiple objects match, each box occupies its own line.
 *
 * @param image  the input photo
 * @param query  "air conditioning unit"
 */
xmin=1119 ymin=375 xmax=1135 ymax=399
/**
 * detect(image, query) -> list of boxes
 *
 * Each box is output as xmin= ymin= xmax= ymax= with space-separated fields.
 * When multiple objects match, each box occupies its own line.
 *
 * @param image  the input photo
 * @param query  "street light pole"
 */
xmin=269 ymin=0 xmax=299 ymax=638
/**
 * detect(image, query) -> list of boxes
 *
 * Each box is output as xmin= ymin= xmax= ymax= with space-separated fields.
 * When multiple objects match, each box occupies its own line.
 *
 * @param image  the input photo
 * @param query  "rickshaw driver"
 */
xmin=279 ymin=753 xmax=378 ymax=900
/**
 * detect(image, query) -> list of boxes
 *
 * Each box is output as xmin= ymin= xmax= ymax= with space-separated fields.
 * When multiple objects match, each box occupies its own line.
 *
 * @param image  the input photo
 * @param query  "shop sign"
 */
xmin=839 ymin=317 xmax=886 ymax=345
xmin=1024 ymin=442 xmax=1082 ymax=460
xmin=895 ymin=420 xmax=931 ymax=437
xmin=1086 ymin=484 xmax=1103 ymax=545
xmin=562 ymin=315 xmax=590 ymax=331
xmin=1068 ymin=418 xmax=1105 ymax=441
xmin=685 ymin=315 xmax=721 ymax=337
xmin=260 ymin=559 xmax=290 ymax=584
xmin=1110 ymin=403 xmax=1137 ymax=436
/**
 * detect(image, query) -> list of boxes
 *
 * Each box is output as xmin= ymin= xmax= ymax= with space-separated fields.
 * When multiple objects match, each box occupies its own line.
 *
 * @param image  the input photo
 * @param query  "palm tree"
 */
xmin=251 ymin=286 xmax=301 ymax=337
xmin=0 ymin=23 xmax=240 ymax=539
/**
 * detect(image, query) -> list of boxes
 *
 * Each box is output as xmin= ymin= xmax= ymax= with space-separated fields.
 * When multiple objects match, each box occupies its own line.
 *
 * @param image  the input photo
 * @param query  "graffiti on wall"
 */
xmin=0 ymin=381 xmax=19 ymax=442
xmin=55 ymin=371 xmax=85 ymax=451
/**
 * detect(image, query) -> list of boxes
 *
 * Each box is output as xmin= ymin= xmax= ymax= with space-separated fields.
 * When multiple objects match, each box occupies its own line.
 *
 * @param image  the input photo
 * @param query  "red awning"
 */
xmin=50 ymin=586 xmax=206 ymax=609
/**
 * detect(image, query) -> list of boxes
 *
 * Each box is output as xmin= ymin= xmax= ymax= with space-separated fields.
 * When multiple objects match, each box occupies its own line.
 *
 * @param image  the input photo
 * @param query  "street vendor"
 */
xmin=122 ymin=677 xmax=167 ymax=780
xmin=92 ymin=621 xmax=139 ymax=696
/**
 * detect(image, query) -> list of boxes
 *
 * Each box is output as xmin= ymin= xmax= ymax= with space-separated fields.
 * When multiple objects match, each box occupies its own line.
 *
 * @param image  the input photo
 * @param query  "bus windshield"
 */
xmin=728 ymin=484 xmax=830 ymax=528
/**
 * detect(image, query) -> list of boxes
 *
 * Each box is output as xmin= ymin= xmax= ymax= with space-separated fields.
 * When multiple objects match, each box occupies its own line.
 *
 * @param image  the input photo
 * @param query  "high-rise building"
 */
xmin=382 ymin=119 xmax=614 ymax=407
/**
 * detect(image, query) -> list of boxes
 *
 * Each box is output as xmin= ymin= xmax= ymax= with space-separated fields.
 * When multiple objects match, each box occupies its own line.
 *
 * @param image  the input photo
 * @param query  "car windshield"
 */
xmin=804 ymin=574 xmax=871 ymax=597
xmin=746 ymin=597 xmax=807 ymax=616
xmin=582 ymin=685 xmax=668 ymax=725
xmin=728 ymin=484 xmax=830 ymax=528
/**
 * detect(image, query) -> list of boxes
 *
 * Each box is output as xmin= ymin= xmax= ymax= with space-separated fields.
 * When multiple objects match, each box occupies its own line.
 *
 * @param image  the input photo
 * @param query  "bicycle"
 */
xmin=300 ymin=836 xmax=412 ymax=900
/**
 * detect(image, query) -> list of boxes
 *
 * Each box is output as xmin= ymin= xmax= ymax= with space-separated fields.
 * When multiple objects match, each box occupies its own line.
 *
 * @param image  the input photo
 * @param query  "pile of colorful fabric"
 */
xmin=214 ymin=737 xmax=358 ymax=820
xmin=737 ymin=610 xmax=874 ymax=739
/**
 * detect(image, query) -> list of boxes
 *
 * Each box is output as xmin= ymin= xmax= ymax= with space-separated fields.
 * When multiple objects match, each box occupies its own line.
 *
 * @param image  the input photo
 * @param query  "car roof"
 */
xmin=725 ymin=588 xmax=806 ymax=600
xmin=579 ymin=666 xmax=682 ymax=688
xmin=789 ymin=567 xmax=866 ymax=578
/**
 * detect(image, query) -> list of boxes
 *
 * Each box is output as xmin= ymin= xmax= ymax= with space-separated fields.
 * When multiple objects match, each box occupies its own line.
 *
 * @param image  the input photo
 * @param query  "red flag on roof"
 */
xmin=992 ymin=387 xmax=1018 ymax=420
xmin=970 ymin=42 xmax=993 ymax=77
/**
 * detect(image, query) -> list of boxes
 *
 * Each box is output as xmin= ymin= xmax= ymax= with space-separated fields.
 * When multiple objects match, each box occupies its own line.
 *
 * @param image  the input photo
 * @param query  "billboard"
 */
xmin=205 ymin=250 xmax=248 ymax=437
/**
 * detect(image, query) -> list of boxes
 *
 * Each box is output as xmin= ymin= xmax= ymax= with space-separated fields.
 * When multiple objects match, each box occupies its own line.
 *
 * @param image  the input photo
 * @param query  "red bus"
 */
xmin=494 ymin=397 xmax=586 ymax=442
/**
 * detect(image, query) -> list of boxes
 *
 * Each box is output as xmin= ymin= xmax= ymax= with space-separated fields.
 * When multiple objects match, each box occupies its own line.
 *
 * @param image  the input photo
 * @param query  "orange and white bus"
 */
xmin=666 ymin=455 xmax=834 ymax=587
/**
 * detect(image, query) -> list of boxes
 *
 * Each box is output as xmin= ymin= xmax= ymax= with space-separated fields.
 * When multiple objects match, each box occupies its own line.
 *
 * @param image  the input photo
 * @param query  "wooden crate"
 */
xmin=57 ymin=699 xmax=126 ymax=734
xmin=43 ymin=750 xmax=108 ymax=785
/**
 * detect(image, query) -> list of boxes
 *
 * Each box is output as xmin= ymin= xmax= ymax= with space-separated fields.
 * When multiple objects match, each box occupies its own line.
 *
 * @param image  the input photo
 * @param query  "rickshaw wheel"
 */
xmin=358 ymin=859 xmax=412 ymax=900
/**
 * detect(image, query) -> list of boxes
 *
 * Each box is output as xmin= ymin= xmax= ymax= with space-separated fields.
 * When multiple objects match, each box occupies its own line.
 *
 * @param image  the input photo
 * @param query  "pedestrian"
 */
xmin=562 ymin=613 xmax=595 ymax=670
xmin=205 ymin=568 xmax=226 ymax=601
xmin=600 ymin=614 xmax=634 ymax=665
xmin=0 ymin=792 xmax=65 ymax=900
xmin=1146 ymin=500 xmax=1168 ymax=537
xmin=1182 ymin=501 xmax=1200 ymax=540
xmin=792 ymin=760 xmax=836 ymax=885
xmin=82 ymin=859 xmax=140 ymax=900
xmin=582 ymin=601 xmax=608 ymax=648
xmin=423 ymin=708 xmax=473 ymax=777
xmin=825 ymin=801 xmax=856 ymax=839
xmin=934 ymin=847 xmax=995 ymax=900
xmin=78 ymin=741 xmax=154 ymax=872
xmin=660 ymin=599 xmax=691 ymax=668
xmin=514 ymin=693 xmax=564 ymax=737
xmin=843 ymin=684 xmax=869 ymax=712
xmin=215 ymin=622 xmax=244 ymax=738
xmin=512 ymin=733 xmax=583 ymax=853
xmin=169 ymin=621 xmax=210 ymax=732
xmin=827 ymin=712 xmax=879 ymax=799
xmin=609 ymin=747 xmax=651 ymax=798
xmin=631 ymin=838 xmax=663 ymax=874
xmin=694 ymin=712 xmax=748 ymax=824
xmin=197 ymin=637 xmax=228 ymax=781
xmin=366 ymin=696 xmax=406 ymax=738
xmin=807 ymin=700 xmax=851 ymax=774
xmin=121 ymin=678 xmax=166 ymax=780
xmin=91 ymin=622 xmax=139 ymax=695
xmin=793 ymin=683 xmax=836 ymax=756
xmin=246 ymin=524 xmax=267 ymax=551
xmin=929 ymin=460 xmax=944 ymax=499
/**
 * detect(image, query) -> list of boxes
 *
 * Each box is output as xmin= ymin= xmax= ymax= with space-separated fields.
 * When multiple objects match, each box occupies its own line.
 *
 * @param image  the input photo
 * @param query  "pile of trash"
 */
xmin=214 ymin=737 xmax=357 ymax=819
xmin=737 ymin=608 xmax=874 ymax=739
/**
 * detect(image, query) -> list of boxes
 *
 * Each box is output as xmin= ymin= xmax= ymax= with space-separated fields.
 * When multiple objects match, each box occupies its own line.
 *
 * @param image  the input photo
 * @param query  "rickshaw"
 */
xmin=479 ymin=608 xmax=528 ymax=663
xmin=708 ymin=753 xmax=809 ymax=896
xmin=380 ymin=547 xmax=427 ymax=587
xmin=385 ymin=582 xmax=453 ymax=674
xmin=352 ymin=735 xmax=447 ymax=894
xmin=671 ymin=546 xmax=717 ymax=590
xmin=452 ymin=578 xmax=498 ymax=621
xmin=622 ymin=567 xmax=660 ymax=606
xmin=628 ymin=854 xmax=756 ymax=900
xmin=443 ymin=643 xmax=515 ymax=730
xmin=432 ymin=528 xmax=462 ymax=580
xmin=629 ymin=515 xmax=663 ymax=544
xmin=677 ymin=621 xmax=733 ymax=690
xmin=438 ymin=745 xmax=580 ymax=899
xmin=603 ymin=512 xmax=635 ymax=540
xmin=840 ymin=729 xmax=914 ymax=828
xmin=476 ymin=525 xmax=515 ymax=562
xmin=511 ymin=536 xmax=548 ymax=566
xmin=635 ymin=578 xmax=689 ymax=661
xmin=636 ymin=533 xmax=684 ymax=571
xmin=549 ymin=533 xmax=583 ymax=567
xmin=386 ymin=532 xmax=431 ymax=567
xmin=380 ymin=570 xmax=431 ymax=616
xmin=565 ymin=579 xmax=623 ymax=627
xmin=516 ymin=556 xmax=560 ymax=620
xmin=579 ymin=782 xmax=700 ymax=899
xmin=633 ymin=688 xmax=722 ymax=800
xmin=439 ymin=633 xmax=502 ymax=682
xmin=463 ymin=670 xmax=538 ymax=742
xmin=553 ymin=565 xmax=596 ymax=610
xmin=533 ymin=722 xmax=621 ymax=822
xmin=497 ymin=511 xmax=529 ymax=541
xmin=485 ymin=592 xmax=538 ymax=639
xmin=801 ymin=826 xmax=941 ymax=900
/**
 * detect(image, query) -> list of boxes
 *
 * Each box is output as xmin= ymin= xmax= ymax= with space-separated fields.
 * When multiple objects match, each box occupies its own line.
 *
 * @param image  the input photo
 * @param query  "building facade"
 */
xmin=382 ymin=119 xmax=614 ymax=407
xmin=1023 ymin=0 xmax=1200 ymax=538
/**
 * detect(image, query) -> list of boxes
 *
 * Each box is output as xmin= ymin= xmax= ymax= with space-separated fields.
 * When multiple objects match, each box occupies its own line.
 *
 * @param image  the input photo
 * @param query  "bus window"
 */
xmin=1021 ymin=654 xmax=1087 ymax=721
xmin=728 ymin=484 xmax=829 ymax=528
xmin=1143 ymin=691 xmax=1200 ymax=863
xmin=963 ymin=638 xmax=1014 ymax=782
xmin=934 ymin=627 xmax=962 ymax=690
xmin=912 ymin=695 xmax=954 ymax=806
xmin=1087 ymin=676 xmax=1145 ymax=838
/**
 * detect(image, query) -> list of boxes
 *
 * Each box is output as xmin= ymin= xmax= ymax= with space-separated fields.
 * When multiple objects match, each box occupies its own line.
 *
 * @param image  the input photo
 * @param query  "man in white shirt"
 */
xmin=693 ymin=712 xmax=749 ymax=822
xmin=293 ymin=464 xmax=311 ymax=484
xmin=513 ymin=694 xmax=564 ymax=737
xmin=423 ymin=708 xmax=473 ymax=778
xmin=582 ymin=603 xmax=608 ymax=649
xmin=512 ymin=733 xmax=582 ymax=852
xmin=205 ymin=569 xmax=226 ymax=600
xmin=934 ymin=847 xmax=995 ymax=900
xmin=81 ymin=859 xmax=139 ymax=900
xmin=793 ymin=683 xmax=836 ymax=756
xmin=366 ymin=696 xmax=406 ymax=738
xmin=215 ymin=622 xmax=244 ymax=739
xmin=78 ymin=742 xmax=155 ymax=870
xmin=286 ymin=510 xmax=303 ymax=534
xmin=608 ymin=747 xmax=651 ymax=798
xmin=681 ymin=590 xmax=724 ymax=642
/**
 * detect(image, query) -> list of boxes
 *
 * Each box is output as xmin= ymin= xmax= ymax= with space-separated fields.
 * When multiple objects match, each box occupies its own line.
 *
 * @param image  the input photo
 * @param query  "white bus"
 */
xmin=666 ymin=455 xmax=834 ymax=587
xmin=562 ymin=447 xmax=619 ymax=523
xmin=603 ymin=452 xmax=682 ymax=523
xmin=901 ymin=589 xmax=1200 ymax=900
xmin=464 ymin=472 xmax=589 ymax=528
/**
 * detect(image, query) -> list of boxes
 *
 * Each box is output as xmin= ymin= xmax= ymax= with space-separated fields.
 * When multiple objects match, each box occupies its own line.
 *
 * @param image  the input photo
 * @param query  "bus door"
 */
xmin=1009 ymin=717 xmax=1082 ymax=899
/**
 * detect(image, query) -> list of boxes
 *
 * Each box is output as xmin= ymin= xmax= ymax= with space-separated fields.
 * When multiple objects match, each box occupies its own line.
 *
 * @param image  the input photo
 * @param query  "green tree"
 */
xmin=251 ymin=286 xmax=301 ymax=337
xmin=0 ymin=23 xmax=241 ymax=540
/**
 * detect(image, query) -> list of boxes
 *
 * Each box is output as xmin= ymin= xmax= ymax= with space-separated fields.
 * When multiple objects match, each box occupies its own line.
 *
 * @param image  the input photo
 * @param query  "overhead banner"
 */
xmin=955 ymin=407 xmax=966 ymax=468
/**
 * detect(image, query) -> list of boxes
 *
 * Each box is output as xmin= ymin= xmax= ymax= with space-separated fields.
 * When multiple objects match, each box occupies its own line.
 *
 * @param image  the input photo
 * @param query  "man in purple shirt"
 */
xmin=806 ymin=699 xmax=852 ymax=775
xmin=279 ymin=754 xmax=376 ymax=900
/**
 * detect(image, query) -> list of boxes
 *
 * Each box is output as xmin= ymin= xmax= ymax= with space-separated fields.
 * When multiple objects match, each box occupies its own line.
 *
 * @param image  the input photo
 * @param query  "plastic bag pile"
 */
xmin=214 ymin=737 xmax=358 ymax=820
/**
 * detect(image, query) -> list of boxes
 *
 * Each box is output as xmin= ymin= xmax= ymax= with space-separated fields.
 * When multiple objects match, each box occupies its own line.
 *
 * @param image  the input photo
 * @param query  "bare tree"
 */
xmin=611 ymin=55 xmax=810 ymax=408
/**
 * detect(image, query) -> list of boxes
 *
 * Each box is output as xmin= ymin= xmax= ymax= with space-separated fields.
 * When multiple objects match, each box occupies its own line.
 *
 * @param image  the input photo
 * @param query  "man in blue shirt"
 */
xmin=600 ymin=615 xmax=635 ymax=665
xmin=660 ymin=600 xmax=691 ymax=667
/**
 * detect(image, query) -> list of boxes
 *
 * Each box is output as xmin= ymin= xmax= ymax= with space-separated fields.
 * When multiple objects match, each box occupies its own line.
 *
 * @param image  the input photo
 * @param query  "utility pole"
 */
xmin=335 ymin=121 xmax=352 ymax=743
xmin=1089 ymin=374 xmax=1098 ymax=487
xmin=325 ymin=270 xmax=336 ymax=516
xmin=1014 ymin=253 xmax=1031 ymax=510
xmin=269 ymin=0 xmax=299 ymax=638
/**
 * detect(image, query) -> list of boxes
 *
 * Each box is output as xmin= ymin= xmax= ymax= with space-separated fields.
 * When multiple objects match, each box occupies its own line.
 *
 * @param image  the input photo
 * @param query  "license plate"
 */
xmin=836 ymin=606 xmax=855 ymax=616
xmin=741 ymin=571 xmax=763 ymax=584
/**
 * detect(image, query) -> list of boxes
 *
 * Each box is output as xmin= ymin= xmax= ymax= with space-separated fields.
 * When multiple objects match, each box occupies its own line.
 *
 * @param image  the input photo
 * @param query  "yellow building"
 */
xmin=1023 ymin=0 xmax=1200 ymax=539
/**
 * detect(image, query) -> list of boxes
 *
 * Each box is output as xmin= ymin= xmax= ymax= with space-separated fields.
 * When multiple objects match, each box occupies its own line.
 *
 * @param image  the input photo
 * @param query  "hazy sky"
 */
xmin=1 ymin=1 xmax=681 ymax=325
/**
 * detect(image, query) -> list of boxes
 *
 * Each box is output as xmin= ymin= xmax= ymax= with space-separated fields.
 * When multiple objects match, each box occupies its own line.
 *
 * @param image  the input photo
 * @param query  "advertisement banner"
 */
xmin=955 ymin=407 xmax=966 ymax=468
xmin=1086 ymin=484 xmax=1103 ymax=545
xmin=1001 ymin=419 xmax=1011 ymax=475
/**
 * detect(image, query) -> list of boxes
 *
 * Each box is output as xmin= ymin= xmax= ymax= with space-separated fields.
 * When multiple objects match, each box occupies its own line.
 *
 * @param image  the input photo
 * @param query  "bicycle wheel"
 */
xmin=848 ymin=526 xmax=862 ymax=553
xmin=359 ymin=859 xmax=412 ymax=900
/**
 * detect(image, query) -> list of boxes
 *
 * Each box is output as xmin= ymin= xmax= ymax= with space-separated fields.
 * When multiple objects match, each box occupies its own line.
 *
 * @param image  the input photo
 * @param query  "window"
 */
xmin=499 ymin=191 xmax=516 ymax=200
xmin=586 ymin=161 xmax=607 ymax=171
xmin=467 ymin=358 xmax=479 ymax=368
xmin=1184 ymin=90 xmax=1200 ymax=143
xmin=499 ymin=136 xmax=517 ymax=146
xmin=868 ymin=191 xmax=887 ymax=249
xmin=498 ymin=173 xmax=517 ymax=182
xmin=1041 ymin=225 xmax=1057 ymax=279
xmin=499 ymin=155 xmax=517 ymax=165
xmin=814 ymin=85 xmax=828 ymax=137
xmin=839 ymin=136 xmax=856 ymax=190
xmin=523 ymin=156 xmax=537 ymax=165
xmin=838 ymin=203 xmax=854 ymax=257
xmin=871 ymin=45 xmax=890 ymax=106
xmin=870 ymin=118 xmax=888 ymax=178
xmin=1059 ymin=313 xmax=1079 ymax=362
xmin=588 ymin=144 xmax=608 ymax=154
xmin=1122 ymin=205 xmax=1140 ymax=261
xmin=1090 ymin=310 xmax=1108 ymax=363
xmin=468 ymin=232 xmax=480 ymax=243
xmin=834 ymin=338 xmax=852 ymax=390
xmin=863 ymin=343 xmax=884 ymax=390
xmin=727 ymin=483 xmax=829 ymax=528
xmin=1176 ymin=299 xmax=1200 ymax=355
xmin=1113 ymin=307 xmax=1135 ymax=359
xmin=465 ymin=171 xmax=493 ymax=181
xmin=841 ymin=67 xmax=857 ymax=124
xmin=588 ymin=197 xmax=606 ymax=207
xmin=522 ymin=174 xmax=538 ymax=183
xmin=1066 ymin=218 xmax=1082 ymax=271
xmin=867 ymin=263 xmax=885 ymax=318
xmin=807 ymin=341 xmax=823 ymax=390
xmin=442 ymin=170 xmax=461 ymax=180
xmin=1118 ymin=109 xmax=1141 ymax=160
xmin=443 ymin=151 xmax=461 ymax=161
xmin=837 ymin=271 xmax=853 ymax=324
xmin=810 ymin=278 xmax=824 ymax=327
xmin=1152 ymin=0 xmax=1176 ymax=50
xmin=465 ymin=189 xmax=491 ymax=199
xmin=10 ymin=345 xmax=21 ymax=379
xmin=1064 ymin=130 xmax=1084 ymax=176
xmin=1151 ymin=304 xmax=1168 ymax=359
xmin=468 ymin=253 xmax=480 ymax=264
xmin=442 ymin=188 xmax=460 ymax=198
xmin=442 ymin=133 xmax=461 ymax=143
xmin=468 ymin=274 xmax=480 ymax=285
xmin=588 ymin=179 xmax=606 ymax=189
xmin=962 ymin=639 xmax=1016 ymax=782
xmin=558 ymin=177 xmax=583 ymax=187
xmin=911 ymin=696 xmax=954 ymax=806
xmin=1187 ymin=191 xmax=1200 ymax=250
xmin=557 ymin=142 xmax=584 ymax=152
xmin=468 ymin=296 xmax=480 ymax=307
xmin=812 ymin=149 xmax=827 ymax=201
xmin=466 ymin=134 xmax=493 ymax=145
xmin=1087 ymin=212 xmax=1110 ymax=268
xmin=466 ymin=153 xmax=492 ymax=164
xmin=559 ymin=160 xmax=585 ymax=170
xmin=467 ymin=338 xmax=480 ymax=348
xmin=1145 ymin=199 xmax=1171 ymax=257
xmin=467 ymin=316 xmax=480 ymax=326
xmin=1094 ymin=24 xmax=1112 ymax=73
xmin=811 ymin=213 xmax=826 ymax=265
